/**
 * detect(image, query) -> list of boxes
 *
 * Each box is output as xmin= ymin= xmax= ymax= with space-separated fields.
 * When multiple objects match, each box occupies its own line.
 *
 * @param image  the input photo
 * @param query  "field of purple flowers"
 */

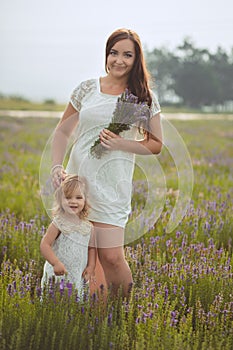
xmin=0 ymin=116 xmax=232 ymax=349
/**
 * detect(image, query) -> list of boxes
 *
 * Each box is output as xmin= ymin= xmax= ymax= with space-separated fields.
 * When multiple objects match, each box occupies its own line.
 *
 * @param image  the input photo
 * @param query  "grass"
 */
xmin=1 ymin=97 xmax=232 ymax=114
xmin=0 ymin=115 xmax=232 ymax=349
xmin=0 ymin=98 xmax=66 ymax=111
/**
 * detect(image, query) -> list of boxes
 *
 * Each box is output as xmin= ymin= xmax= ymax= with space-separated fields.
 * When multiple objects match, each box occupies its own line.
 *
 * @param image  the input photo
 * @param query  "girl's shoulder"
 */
xmin=80 ymin=219 xmax=93 ymax=235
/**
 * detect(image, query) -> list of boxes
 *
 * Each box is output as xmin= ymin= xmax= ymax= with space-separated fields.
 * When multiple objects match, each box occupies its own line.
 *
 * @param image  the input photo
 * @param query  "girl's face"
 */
xmin=62 ymin=186 xmax=85 ymax=217
xmin=106 ymin=39 xmax=135 ymax=79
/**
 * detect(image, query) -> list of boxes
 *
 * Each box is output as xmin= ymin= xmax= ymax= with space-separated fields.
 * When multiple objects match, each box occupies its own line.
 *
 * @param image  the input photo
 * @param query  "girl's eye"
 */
xmin=124 ymin=53 xmax=133 ymax=58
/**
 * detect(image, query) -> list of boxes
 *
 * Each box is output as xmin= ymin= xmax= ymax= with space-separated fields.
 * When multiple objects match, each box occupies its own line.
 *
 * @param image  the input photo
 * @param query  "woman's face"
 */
xmin=106 ymin=39 xmax=135 ymax=79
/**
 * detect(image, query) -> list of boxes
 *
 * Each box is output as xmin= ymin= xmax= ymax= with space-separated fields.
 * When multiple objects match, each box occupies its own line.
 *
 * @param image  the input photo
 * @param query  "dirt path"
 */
xmin=0 ymin=110 xmax=233 ymax=120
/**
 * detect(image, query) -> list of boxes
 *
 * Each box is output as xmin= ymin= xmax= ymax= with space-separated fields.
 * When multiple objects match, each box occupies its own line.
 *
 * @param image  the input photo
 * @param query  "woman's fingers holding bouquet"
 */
xmin=100 ymin=128 xmax=117 ymax=139
xmin=99 ymin=129 xmax=121 ymax=149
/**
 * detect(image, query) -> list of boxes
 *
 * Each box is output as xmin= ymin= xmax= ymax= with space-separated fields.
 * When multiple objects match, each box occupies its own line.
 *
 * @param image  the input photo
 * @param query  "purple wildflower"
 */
xmin=59 ymin=279 xmax=65 ymax=295
xmin=108 ymin=313 xmax=113 ymax=326
xmin=66 ymin=282 xmax=73 ymax=297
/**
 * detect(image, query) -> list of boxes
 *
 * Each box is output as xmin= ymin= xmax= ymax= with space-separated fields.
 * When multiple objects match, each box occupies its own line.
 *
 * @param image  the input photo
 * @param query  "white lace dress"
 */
xmin=41 ymin=215 xmax=92 ymax=294
xmin=66 ymin=78 xmax=161 ymax=228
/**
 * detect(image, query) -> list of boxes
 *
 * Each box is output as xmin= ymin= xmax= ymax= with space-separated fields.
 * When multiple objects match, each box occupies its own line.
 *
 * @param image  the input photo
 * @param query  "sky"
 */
xmin=0 ymin=0 xmax=233 ymax=103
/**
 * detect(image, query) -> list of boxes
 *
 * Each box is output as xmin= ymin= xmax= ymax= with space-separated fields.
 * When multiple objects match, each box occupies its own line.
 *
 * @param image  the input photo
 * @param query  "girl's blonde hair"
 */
xmin=53 ymin=174 xmax=89 ymax=219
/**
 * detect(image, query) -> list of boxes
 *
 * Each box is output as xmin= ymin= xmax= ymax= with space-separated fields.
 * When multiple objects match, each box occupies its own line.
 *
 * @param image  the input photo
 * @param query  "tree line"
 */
xmin=146 ymin=38 xmax=233 ymax=111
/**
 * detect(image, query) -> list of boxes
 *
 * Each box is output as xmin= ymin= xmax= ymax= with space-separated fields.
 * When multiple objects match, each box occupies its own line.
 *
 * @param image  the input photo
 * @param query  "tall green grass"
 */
xmin=0 ymin=98 xmax=66 ymax=111
xmin=0 ymin=116 xmax=232 ymax=349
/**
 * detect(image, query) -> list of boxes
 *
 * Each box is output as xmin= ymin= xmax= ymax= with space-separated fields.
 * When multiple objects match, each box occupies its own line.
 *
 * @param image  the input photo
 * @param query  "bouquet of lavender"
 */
xmin=90 ymin=89 xmax=151 ymax=159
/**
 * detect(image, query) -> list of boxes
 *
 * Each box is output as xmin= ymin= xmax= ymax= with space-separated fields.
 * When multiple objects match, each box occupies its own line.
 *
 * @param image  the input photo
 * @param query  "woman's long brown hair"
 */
xmin=105 ymin=28 xmax=152 ymax=106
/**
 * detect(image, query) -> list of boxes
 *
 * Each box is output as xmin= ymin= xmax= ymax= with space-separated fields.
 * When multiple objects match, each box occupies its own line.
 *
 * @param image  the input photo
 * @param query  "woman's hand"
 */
xmin=51 ymin=165 xmax=66 ymax=189
xmin=99 ymin=129 xmax=122 ymax=151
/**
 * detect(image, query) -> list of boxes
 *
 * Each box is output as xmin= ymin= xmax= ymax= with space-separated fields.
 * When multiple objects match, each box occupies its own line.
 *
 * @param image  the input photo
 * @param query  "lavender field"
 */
xmin=0 ymin=116 xmax=232 ymax=350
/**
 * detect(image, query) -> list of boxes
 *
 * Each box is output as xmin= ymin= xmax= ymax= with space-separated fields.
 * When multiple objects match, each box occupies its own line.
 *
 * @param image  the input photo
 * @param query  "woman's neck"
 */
xmin=100 ymin=76 xmax=128 ymax=95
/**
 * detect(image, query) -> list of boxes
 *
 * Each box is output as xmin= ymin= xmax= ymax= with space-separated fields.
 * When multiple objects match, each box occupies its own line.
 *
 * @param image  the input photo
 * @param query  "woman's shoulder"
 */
xmin=149 ymin=89 xmax=161 ymax=116
xmin=70 ymin=78 xmax=98 ymax=111
xmin=73 ymin=78 xmax=97 ymax=94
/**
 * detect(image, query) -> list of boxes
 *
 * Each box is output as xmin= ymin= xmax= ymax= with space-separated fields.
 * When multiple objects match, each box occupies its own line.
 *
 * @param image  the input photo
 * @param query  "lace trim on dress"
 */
xmin=70 ymin=79 xmax=97 ymax=112
xmin=150 ymin=90 xmax=161 ymax=117
xmin=53 ymin=214 xmax=92 ymax=236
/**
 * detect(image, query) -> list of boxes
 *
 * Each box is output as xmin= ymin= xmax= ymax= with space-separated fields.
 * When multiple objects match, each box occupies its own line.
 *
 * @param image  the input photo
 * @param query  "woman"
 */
xmin=51 ymin=28 xmax=162 ymax=298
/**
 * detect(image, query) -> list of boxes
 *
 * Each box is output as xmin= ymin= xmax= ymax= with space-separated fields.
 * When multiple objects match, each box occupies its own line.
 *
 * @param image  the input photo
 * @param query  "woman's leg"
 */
xmin=93 ymin=223 xmax=133 ymax=298
xmin=98 ymin=246 xmax=133 ymax=297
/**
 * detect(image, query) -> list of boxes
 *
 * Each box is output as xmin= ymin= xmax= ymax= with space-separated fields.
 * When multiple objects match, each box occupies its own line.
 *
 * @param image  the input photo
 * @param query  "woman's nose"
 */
xmin=115 ymin=55 xmax=123 ymax=64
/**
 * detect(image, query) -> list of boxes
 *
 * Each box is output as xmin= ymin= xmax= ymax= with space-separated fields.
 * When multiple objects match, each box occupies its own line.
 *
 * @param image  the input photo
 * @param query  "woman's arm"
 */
xmin=51 ymin=103 xmax=79 ymax=187
xmin=40 ymin=223 xmax=67 ymax=275
xmin=99 ymin=113 xmax=163 ymax=155
xmin=52 ymin=103 xmax=79 ymax=166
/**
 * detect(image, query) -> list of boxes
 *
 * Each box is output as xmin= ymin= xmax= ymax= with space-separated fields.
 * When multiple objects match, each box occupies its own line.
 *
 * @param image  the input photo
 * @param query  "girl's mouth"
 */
xmin=70 ymin=206 xmax=77 ymax=210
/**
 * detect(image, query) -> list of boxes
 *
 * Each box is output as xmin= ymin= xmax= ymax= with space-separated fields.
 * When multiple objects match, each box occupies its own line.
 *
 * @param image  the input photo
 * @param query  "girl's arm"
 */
xmin=99 ymin=113 xmax=163 ymax=155
xmin=40 ymin=223 xmax=67 ymax=275
xmin=82 ymin=227 xmax=96 ymax=282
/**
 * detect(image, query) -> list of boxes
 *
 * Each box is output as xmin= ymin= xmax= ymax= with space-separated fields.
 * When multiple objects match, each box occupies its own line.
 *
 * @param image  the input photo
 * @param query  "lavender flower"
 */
xmin=90 ymin=89 xmax=150 ymax=159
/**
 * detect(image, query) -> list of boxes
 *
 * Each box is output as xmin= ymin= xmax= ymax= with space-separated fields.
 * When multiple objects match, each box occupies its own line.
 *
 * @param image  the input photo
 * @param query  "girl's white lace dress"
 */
xmin=41 ymin=214 xmax=92 ymax=294
xmin=66 ymin=78 xmax=161 ymax=228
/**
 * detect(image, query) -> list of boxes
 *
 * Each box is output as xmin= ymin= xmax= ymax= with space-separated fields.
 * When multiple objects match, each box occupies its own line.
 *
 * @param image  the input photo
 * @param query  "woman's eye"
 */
xmin=125 ymin=53 xmax=133 ymax=58
xmin=110 ymin=50 xmax=117 ymax=56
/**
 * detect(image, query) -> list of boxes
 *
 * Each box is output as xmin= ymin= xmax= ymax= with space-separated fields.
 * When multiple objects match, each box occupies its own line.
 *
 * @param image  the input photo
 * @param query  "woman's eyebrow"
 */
xmin=111 ymin=49 xmax=133 ymax=53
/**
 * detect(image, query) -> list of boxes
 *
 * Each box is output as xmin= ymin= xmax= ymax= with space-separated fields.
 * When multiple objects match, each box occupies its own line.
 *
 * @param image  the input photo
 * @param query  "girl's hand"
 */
xmin=51 ymin=165 xmax=66 ymax=189
xmin=53 ymin=261 xmax=67 ymax=276
xmin=82 ymin=266 xmax=96 ymax=284
xmin=99 ymin=129 xmax=122 ymax=151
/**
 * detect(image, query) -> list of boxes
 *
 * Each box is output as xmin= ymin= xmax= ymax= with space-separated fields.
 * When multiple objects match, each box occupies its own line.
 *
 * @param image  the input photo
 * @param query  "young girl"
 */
xmin=40 ymin=174 xmax=96 ymax=296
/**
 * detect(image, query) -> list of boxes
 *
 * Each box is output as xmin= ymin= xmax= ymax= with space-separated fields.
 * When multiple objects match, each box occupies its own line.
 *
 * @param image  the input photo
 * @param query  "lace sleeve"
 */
xmin=150 ymin=90 xmax=161 ymax=118
xmin=70 ymin=79 xmax=96 ymax=112
xmin=52 ymin=216 xmax=62 ymax=231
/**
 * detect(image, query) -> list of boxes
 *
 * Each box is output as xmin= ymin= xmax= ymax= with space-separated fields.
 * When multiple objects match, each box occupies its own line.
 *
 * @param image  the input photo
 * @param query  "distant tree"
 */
xmin=43 ymin=99 xmax=56 ymax=105
xmin=146 ymin=47 xmax=179 ymax=103
xmin=9 ymin=95 xmax=29 ymax=102
xmin=146 ymin=38 xmax=233 ymax=108
xmin=173 ymin=61 xmax=220 ymax=107
xmin=172 ymin=39 xmax=220 ymax=107
xmin=209 ymin=47 xmax=233 ymax=103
